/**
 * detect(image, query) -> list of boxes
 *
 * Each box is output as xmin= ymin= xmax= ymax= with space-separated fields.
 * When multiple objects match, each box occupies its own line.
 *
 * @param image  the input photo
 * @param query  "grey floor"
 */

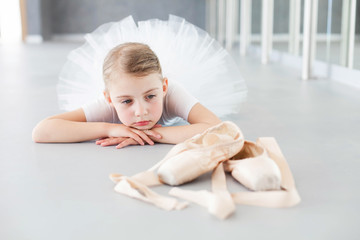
xmin=1 ymin=41 xmax=359 ymax=240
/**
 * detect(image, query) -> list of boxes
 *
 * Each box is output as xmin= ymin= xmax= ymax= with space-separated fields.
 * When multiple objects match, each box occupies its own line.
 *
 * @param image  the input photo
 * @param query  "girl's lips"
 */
xmin=134 ymin=121 xmax=150 ymax=126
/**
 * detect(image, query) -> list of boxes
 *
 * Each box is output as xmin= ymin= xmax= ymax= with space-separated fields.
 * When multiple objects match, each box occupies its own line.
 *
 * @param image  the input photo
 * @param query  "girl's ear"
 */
xmin=162 ymin=77 xmax=168 ymax=97
xmin=103 ymin=90 xmax=112 ymax=104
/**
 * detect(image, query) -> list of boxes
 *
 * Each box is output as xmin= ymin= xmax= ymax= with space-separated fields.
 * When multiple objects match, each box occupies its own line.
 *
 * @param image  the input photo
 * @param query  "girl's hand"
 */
xmin=98 ymin=124 xmax=162 ymax=148
xmin=96 ymin=137 xmax=139 ymax=148
xmin=106 ymin=124 xmax=156 ymax=146
xmin=96 ymin=137 xmax=129 ymax=148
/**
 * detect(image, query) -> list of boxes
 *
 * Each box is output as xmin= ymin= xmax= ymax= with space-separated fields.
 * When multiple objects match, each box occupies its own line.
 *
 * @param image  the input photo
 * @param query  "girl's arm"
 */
xmin=32 ymin=108 xmax=158 ymax=145
xmin=101 ymin=103 xmax=222 ymax=148
xmin=150 ymin=103 xmax=222 ymax=144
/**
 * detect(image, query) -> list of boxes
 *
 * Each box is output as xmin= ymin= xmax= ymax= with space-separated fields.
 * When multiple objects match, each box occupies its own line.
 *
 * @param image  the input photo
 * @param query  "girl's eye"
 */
xmin=146 ymin=94 xmax=156 ymax=100
xmin=122 ymin=99 xmax=132 ymax=104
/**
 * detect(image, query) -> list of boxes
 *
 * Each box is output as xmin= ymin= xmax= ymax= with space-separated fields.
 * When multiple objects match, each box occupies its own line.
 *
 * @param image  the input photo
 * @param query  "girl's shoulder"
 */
xmin=161 ymin=80 xmax=199 ymax=125
xmin=82 ymin=97 xmax=120 ymax=123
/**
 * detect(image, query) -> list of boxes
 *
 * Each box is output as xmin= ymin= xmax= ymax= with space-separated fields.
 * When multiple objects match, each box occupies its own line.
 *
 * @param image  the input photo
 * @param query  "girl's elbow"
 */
xmin=32 ymin=121 xmax=50 ymax=143
xmin=32 ymin=126 xmax=45 ymax=143
xmin=205 ymin=118 xmax=222 ymax=127
xmin=211 ymin=118 xmax=222 ymax=125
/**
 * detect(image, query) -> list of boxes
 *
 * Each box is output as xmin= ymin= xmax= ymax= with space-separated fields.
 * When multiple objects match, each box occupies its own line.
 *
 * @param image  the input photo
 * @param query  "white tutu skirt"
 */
xmin=57 ymin=15 xmax=247 ymax=117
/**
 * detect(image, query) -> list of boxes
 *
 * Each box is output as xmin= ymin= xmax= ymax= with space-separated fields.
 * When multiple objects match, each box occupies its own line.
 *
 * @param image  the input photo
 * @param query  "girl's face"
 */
xmin=105 ymin=72 xmax=168 ymax=130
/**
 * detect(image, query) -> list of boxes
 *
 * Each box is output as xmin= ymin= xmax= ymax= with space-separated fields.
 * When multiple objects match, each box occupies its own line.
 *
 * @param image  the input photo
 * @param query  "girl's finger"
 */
xmin=96 ymin=137 xmax=120 ymax=143
xmin=100 ymin=137 xmax=126 ymax=147
xmin=96 ymin=138 xmax=111 ymax=145
xmin=131 ymin=129 xmax=154 ymax=145
xmin=116 ymin=138 xmax=138 ymax=149
xmin=128 ymin=131 xmax=145 ymax=146
xmin=144 ymin=129 xmax=162 ymax=139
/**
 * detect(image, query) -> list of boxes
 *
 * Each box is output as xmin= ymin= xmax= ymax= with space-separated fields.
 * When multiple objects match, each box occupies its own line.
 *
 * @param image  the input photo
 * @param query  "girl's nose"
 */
xmin=134 ymin=101 xmax=148 ymax=117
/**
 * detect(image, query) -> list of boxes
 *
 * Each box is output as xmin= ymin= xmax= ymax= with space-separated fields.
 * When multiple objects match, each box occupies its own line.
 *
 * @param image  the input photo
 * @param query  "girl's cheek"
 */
xmin=115 ymin=106 xmax=132 ymax=124
xmin=153 ymin=101 xmax=163 ymax=117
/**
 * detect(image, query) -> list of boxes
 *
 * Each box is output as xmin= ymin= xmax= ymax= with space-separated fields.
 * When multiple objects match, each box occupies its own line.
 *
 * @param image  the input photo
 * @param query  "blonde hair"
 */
xmin=103 ymin=42 xmax=162 ymax=89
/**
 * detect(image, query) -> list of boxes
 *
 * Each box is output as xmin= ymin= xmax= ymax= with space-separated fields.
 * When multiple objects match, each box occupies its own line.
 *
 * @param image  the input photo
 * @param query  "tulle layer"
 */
xmin=57 ymin=15 xmax=247 ymax=117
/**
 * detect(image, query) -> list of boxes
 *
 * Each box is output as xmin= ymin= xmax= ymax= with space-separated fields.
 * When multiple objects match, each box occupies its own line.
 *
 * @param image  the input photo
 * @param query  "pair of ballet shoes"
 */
xmin=110 ymin=121 xmax=299 ymax=219
xmin=157 ymin=121 xmax=282 ymax=192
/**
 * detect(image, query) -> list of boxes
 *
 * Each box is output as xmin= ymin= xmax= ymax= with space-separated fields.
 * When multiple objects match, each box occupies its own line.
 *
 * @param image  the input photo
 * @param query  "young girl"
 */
xmin=32 ymin=15 xmax=247 ymax=148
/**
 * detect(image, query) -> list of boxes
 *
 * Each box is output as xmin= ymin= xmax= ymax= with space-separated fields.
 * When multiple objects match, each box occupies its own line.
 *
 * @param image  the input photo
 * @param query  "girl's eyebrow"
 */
xmin=116 ymin=88 xmax=160 ymax=98
xmin=143 ymin=87 xmax=160 ymax=95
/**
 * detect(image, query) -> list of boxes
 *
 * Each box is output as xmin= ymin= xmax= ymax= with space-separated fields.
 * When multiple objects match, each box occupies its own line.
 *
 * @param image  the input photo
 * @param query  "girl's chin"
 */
xmin=134 ymin=126 xmax=152 ymax=130
xmin=131 ymin=123 xmax=156 ymax=130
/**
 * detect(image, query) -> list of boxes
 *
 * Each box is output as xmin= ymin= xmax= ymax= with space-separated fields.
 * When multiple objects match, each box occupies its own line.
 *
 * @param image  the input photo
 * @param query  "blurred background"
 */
xmin=1 ymin=0 xmax=360 ymax=86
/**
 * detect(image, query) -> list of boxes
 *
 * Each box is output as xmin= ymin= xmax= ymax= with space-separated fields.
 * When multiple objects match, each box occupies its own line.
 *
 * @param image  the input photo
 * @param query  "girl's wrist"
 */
xmin=103 ymin=122 xmax=115 ymax=137
xmin=103 ymin=122 xmax=124 ymax=137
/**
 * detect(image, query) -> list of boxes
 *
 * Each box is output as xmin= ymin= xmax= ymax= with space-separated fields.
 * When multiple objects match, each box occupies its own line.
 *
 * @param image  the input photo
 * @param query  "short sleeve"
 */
xmin=160 ymin=81 xmax=199 ymax=125
xmin=82 ymin=97 xmax=120 ymax=123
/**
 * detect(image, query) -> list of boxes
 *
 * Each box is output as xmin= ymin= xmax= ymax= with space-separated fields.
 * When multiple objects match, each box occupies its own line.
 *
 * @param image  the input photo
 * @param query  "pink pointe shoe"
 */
xmin=157 ymin=121 xmax=245 ymax=186
xmin=224 ymin=141 xmax=282 ymax=191
xmin=109 ymin=124 xmax=300 ymax=217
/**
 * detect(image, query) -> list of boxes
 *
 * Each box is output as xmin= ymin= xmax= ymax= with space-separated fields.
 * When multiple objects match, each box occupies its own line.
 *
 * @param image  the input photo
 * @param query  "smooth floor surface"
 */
xmin=1 ymin=42 xmax=359 ymax=240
